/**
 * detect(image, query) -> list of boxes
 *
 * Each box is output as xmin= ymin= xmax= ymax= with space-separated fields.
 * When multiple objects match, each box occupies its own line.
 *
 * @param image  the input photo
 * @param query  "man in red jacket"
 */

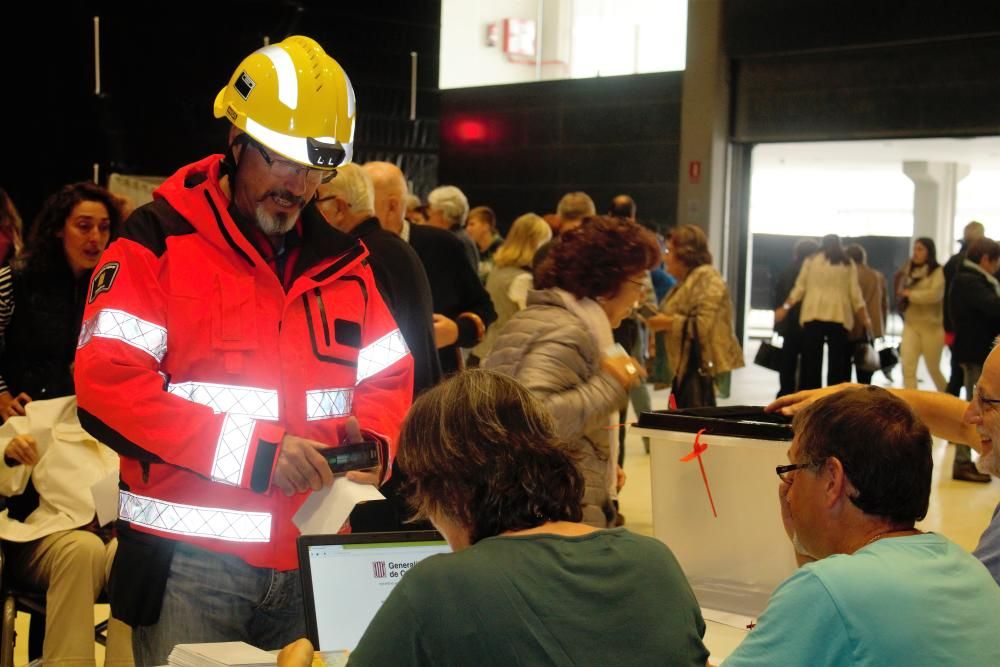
xmin=74 ymin=36 xmax=413 ymax=664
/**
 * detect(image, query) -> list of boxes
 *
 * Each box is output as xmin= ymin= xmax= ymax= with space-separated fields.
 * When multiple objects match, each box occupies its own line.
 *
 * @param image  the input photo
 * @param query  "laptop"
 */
xmin=297 ymin=530 xmax=451 ymax=650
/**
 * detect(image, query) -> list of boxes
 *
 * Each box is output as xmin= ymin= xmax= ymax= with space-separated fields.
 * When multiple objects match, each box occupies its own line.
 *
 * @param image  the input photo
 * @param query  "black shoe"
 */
xmin=953 ymin=463 xmax=992 ymax=483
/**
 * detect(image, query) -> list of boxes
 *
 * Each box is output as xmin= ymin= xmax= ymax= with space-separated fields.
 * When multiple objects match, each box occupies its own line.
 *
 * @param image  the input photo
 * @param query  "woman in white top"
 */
xmin=775 ymin=234 xmax=869 ymax=389
xmin=897 ymin=237 xmax=947 ymax=391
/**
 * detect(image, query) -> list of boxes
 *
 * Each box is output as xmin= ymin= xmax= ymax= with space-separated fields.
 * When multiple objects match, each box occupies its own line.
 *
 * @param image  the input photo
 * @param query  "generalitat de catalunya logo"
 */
xmin=372 ymin=561 xmax=387 ymax=578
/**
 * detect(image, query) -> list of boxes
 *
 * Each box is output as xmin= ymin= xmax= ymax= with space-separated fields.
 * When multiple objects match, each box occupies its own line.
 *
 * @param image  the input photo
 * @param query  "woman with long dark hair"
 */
xmin=0 ymin=181 xmax=130 ymax=665
xmin=776 ymin=234 xmax=869 ymax=389
xmin=0 ymin=182 xmax=122 ymax=418
xmin=898 ymin=237 xmax=947 ymax=391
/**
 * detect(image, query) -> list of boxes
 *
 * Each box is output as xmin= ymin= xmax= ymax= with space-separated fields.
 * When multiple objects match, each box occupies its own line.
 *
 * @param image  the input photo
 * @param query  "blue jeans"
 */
xmin=132 ymin=542 xmax=306 ymax=666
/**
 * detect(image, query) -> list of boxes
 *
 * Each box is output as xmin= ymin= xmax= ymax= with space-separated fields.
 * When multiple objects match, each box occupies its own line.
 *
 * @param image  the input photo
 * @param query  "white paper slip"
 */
xmin=168 ymin=641 xmax=275 ymax=667
xmin=91 ymin=468 xmax=120 ymax=527
xmin=293 ymin=476 xmax=383 ymax=535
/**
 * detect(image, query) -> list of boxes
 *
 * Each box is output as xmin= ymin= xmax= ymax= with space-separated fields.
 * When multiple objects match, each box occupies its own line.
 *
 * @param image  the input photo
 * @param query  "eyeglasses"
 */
xmin=775 ymin=461 xmax=819 ymax=483
xmin=250 ymin=140 xmax=336 ymax=185
xmin=974 ymin=385 xmax=1000 ymax=412
xmin=314 ymin=195 xmax=347 ymax=206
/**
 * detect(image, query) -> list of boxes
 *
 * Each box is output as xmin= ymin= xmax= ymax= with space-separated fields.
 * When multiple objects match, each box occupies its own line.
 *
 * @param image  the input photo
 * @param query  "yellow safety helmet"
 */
xmin=213 ymin=35 xmax=355 ymax=170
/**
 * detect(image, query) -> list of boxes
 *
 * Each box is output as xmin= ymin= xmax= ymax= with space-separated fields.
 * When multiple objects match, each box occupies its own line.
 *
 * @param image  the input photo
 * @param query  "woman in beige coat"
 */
xmin=646 ymin=225 xmax=744 ymax=406
xmin=898 ymin=237 xmax=947 ymax=391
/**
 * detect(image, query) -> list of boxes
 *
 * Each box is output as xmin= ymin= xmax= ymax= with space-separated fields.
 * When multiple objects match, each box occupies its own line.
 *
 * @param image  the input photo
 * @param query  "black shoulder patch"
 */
xmin=120 ymin=199 xmax=197 ymax=257
xmin=89 ymin=262 xmax=120 ymax=303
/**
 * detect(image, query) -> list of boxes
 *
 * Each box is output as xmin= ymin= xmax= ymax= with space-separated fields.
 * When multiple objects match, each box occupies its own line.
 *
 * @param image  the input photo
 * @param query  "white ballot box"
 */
xmin=633 ymin=406 xmax=797 ymax=618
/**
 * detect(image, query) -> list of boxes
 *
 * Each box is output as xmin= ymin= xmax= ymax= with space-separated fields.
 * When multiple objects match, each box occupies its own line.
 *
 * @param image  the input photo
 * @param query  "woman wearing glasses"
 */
xmin=485 ymin=216 xmax=660 ymax=527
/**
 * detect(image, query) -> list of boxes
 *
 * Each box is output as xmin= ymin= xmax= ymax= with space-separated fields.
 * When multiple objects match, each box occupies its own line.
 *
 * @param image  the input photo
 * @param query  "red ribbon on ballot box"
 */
xmin=680 ymin=428 xmax=717 ymax=518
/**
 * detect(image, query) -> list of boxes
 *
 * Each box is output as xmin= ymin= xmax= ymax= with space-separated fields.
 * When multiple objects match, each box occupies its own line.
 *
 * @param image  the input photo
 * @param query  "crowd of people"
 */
xmin=0 ymin=34 xmax=998 ymax=667
xmin=772 ymin=224 xmax=1000 ymax=483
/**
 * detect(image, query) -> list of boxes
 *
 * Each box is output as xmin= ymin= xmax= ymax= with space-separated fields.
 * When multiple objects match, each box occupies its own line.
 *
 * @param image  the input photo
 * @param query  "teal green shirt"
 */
xmin=723 ymin=533 xmax=1000 ymax=666
xmin=349 ymin=528 xmax=708 ymax=666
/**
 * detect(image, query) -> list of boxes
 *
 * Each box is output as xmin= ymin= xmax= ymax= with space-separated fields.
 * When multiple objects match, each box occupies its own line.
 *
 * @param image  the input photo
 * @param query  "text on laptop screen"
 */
xmin=307 ymin=540 xmax=451 ymax=650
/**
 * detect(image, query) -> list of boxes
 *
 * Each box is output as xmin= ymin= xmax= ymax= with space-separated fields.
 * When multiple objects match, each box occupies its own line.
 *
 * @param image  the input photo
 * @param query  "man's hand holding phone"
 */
xmin=272 ymin=417 xmax=384 ymax=495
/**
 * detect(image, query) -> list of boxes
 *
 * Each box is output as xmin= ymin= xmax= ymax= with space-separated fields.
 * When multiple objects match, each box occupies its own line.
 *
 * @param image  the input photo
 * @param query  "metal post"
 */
xmin=93 ymin=16 xmax=101 ymax=95
xmin=409 ymin=52 xmax=418 ymax=121
xmin=535 ymin=0 xmax=544 ymax=81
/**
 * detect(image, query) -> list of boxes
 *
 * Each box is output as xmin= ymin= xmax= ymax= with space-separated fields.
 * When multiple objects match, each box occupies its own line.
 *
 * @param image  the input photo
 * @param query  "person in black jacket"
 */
xmin=364 ymin=162 xmax=496 ymax=376
xmin=317 ymin=164 xmax=442 ymax=532
xmin=942 ymin=221 xmax=986 ymax=395
xmin=316 ymin=164 xmax=440 ymax=396
xmin=773 ymin=238 xmax=819 ymax=397
xmin=948 ymin=236 xmax=1000 ymax=483
xmin=0 ymin=182 xmax=122 ymax=420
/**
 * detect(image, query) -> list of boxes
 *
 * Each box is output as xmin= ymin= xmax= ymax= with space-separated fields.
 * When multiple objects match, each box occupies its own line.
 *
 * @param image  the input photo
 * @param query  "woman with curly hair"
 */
xmin=280 ymin=370 xmax=709 ymax=666
xmin=646 ymin=224 xmax=744 ymax=407
xmin=485 ymin=215 xmax=660 ymax=527
xmin=0 ymin=182 xmax=122 ymax=418
xmin=0 ymin=181 xmax=129 ymax=665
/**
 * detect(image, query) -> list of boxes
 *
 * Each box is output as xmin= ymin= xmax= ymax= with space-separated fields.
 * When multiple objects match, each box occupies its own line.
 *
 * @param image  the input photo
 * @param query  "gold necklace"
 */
xmin=863 ymin=528 xmax=919 ymax=548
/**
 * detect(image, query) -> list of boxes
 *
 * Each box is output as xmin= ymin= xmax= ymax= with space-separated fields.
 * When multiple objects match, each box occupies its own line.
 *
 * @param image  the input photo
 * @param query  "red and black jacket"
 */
xmin=75 ymin=155 xmax=413 ymax=572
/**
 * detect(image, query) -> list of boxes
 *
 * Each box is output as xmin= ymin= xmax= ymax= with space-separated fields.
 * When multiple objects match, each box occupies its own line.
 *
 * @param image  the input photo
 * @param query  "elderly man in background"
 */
xmin=532 ymin=191 xmax=597 ymax=272
xmin=315 ymin=164 xmax=439 ymax=532
xmin=427 ymin=185 xmax=478 ymax=271
xmin=724 ymin=387 xmax=1000 ymax=665
xmin=364 ymin=163 xmax=496 ymax=375
xmin=843 ymin=243 xmax=888 ymax=384
xmin=315 ymin=164 xmax=439 ymax=396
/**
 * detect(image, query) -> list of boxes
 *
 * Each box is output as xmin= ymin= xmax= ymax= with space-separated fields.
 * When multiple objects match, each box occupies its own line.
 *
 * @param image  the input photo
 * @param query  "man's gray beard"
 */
xmin=975 ymin=445 xmax=1000 ymax=478
xmin=255 ymin=204 xmax=300 ymax=236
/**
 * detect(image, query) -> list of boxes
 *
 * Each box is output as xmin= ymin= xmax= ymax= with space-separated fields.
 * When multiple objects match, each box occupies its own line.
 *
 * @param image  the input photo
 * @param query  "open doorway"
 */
xmin=747 ymin=137 xmax=1000 ymax=340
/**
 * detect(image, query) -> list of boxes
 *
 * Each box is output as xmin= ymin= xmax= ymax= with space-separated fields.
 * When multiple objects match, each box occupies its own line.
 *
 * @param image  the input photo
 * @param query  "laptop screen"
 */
xmin=298 ymin=531 xmax=451 ymax=650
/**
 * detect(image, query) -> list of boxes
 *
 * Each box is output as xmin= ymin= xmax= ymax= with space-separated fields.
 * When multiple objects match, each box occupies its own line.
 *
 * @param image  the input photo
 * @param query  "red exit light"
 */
xmin=456 ymin=119 xmax=488 ymax=142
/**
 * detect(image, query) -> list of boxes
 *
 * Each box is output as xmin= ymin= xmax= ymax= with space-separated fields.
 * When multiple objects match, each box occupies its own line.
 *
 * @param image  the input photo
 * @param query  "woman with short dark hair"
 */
xmin=281 ymin=370 xmax=709 ymax=666
xmin=485 ymin=216 xmax=660 ymax=527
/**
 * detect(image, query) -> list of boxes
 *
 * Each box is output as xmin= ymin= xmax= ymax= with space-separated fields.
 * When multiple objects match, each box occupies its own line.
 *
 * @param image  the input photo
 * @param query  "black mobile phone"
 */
xmin=320 ymin=441 xmax=380 ymax=474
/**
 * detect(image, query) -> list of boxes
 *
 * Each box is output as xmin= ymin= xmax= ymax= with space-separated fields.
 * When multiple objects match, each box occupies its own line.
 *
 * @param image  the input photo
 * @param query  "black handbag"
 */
xmin=878 ymin=345 xmax=900 ymax=371
xmin=671 ymin=316 xmax=716 ymax=409
xmin=754 ymin=336 xmax=783 ymax=372
xmin=853 ymin=333 xmax=880 ymax=373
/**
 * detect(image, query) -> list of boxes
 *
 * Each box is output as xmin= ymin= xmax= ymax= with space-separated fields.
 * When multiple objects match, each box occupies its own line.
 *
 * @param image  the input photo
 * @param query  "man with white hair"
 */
xmin=427 ymin=185 xmax=479 ymax=271
xmin=363 ymin=163 xmax=496 ymax=375
xmin=316 ymin=164 xmax=439 ymax=395
xmin=316 ymin=165 xmax=439 ymax=532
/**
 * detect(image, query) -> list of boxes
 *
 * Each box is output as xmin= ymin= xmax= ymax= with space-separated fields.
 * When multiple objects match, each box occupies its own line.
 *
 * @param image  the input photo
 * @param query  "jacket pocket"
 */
xmin=211 ymin=274 xmax=258 ymax=351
